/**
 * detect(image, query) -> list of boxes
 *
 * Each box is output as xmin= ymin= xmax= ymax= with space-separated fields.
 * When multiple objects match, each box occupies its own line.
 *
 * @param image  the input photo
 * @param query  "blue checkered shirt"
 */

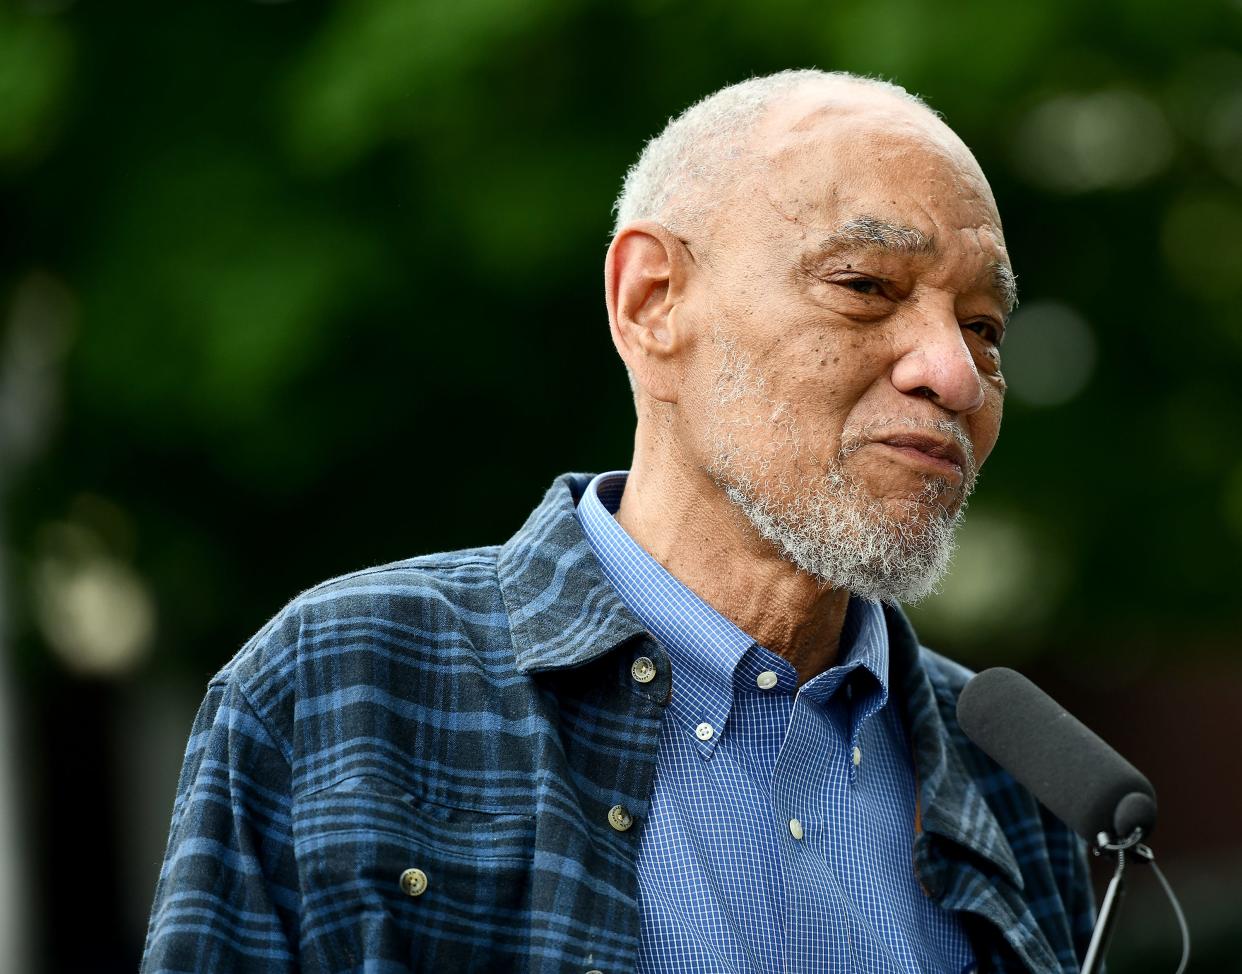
xmin=576 ymin=471 xmax=975 ymax=973
xmin=142 ymin=472 xmax=1095 ymax=974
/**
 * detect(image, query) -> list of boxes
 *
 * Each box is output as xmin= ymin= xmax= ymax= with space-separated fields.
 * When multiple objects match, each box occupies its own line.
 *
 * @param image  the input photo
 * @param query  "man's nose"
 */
xmin=889 ymin=309 xmax=986 ymax=414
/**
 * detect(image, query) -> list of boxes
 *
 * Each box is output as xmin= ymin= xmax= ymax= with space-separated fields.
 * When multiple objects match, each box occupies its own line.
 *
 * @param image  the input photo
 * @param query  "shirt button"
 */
xmin=695 ymin=722 xmax=714 ymax=741
xmin=852 ymin=745 xmax=862 ymax=767
xmin=630 ymin=656 xmax=657 ymax=684
xmin=607 ymin=804 xmax=633 ymax=832
xmin=845 ymin=682 xmax=854 ymax=700
xmin=398 ymin=867 xmax=428 ymax=897
xmin=789 ymin=818 xmax=805 ymax=840
xmin=585 ymin=970 xmax=604 ymax=974
xmin=756 ymin=670 xmax=778 ymax=690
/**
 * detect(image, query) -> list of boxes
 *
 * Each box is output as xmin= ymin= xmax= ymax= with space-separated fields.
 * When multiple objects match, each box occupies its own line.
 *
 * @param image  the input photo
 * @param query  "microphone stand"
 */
xmin=1081 ymin=829 xmax=1151 ymax=974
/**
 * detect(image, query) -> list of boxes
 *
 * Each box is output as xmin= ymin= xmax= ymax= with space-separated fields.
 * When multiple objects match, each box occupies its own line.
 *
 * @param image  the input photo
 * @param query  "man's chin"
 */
xmin=875 ymin=485 xmax=964 ymax=523
xmin=712 ymin=480 xmax=959 ymax=604
xmin=848 ymin=461 xmax=966 ymax=508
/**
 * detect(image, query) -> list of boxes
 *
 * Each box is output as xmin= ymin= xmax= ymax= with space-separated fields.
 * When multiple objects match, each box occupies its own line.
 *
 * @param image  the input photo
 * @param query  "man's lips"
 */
xmin=869 ymin=432 xmax=968 ymax=481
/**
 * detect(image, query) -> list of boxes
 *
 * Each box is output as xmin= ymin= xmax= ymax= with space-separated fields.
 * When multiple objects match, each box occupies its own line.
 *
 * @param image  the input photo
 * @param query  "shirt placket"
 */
xmin=772 ymin=693 xmax=856 ymax=972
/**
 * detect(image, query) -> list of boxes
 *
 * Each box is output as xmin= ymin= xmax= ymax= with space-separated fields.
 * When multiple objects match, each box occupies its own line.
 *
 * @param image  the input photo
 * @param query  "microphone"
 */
xmin=956 ymin=666 xmax=1156 ymax=844
xmin=957 ymin=668 xmax=1187 ymax=974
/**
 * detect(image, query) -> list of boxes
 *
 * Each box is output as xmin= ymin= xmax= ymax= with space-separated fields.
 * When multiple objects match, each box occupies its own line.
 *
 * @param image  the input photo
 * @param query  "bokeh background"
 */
xmin=2 ymin=0 xmax=1241 ymax=971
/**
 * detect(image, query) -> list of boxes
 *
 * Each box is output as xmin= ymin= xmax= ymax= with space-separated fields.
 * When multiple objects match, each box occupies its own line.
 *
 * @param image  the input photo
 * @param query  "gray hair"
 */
xmin=611 ymin=69 xmax=931 ymax=237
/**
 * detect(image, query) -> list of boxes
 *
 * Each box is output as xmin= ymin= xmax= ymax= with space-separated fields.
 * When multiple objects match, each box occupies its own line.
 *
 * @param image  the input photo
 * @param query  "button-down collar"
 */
xmin=577 ymin=471 xmax=754 ymax=757
xmin=798 ymin=595 xmax=892 ymax=752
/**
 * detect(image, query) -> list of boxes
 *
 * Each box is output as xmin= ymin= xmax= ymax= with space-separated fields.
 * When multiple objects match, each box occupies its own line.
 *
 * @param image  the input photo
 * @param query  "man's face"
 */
xmin=674 ymin=93 xmax=1011 ymax=601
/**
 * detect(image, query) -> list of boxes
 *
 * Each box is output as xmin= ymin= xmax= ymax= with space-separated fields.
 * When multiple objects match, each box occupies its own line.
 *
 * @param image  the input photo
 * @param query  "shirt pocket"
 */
xmin=293 ymin=773 xmax=537 ymax=971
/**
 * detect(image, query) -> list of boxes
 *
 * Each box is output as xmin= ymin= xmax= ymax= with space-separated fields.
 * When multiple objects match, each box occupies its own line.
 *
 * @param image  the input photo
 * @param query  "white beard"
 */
xmin=702 ymin=338 xmax=977 ymax=604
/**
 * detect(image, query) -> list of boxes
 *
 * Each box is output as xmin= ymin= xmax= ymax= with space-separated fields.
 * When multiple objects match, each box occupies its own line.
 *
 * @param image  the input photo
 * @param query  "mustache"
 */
xmin=838 ymin=418 xmax=979 ymax=486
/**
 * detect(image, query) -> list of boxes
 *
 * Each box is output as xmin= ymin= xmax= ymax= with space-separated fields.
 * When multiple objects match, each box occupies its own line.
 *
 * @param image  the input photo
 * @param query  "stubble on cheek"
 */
xmin=704 ymin=330 xmax=804 ymax=475
xmin=705 ymin=324 xmax=868 ymax=486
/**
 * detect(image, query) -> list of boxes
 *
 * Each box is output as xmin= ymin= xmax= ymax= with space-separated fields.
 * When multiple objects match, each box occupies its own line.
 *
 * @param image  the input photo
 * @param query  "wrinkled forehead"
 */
xmin=736 ymin=91 xmax=1006 ymax=256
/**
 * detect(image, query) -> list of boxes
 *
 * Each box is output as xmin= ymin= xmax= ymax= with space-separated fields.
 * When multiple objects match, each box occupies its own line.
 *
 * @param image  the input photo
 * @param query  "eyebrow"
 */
xmin=817 ymin=216 xmax=936 ymax=256
xmin=814 ymin=215 xmax=1018 ymax=316
xmin=991 ymin=261 xmax=1018 ymax=317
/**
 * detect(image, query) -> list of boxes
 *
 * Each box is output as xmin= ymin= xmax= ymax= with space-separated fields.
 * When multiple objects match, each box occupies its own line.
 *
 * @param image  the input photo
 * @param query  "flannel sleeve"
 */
xmin=141 ymin=677 xmax=300 ymax=973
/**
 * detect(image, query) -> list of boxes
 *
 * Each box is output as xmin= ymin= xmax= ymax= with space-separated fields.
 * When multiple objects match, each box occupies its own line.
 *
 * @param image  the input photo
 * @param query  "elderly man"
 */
xmin=143 ymin=70 xmax=1094 ymax=974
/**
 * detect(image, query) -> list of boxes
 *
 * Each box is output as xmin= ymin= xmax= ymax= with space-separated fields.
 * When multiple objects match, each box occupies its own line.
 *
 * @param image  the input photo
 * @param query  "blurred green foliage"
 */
xmin=6 ymin=0 xmax=1240 ymax=677
xmin=2 ymin=0 xmax=1241 ymax=969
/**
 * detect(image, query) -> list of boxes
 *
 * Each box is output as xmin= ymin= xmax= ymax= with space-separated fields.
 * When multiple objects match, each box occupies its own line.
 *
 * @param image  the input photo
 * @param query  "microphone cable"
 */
xmin=1138 ymin=847 xmax=1190 ymax=974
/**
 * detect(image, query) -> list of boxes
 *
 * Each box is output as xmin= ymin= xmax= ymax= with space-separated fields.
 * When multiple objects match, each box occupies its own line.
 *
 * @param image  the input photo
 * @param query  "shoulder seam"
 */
xmin=289 ymin=548 xmax=502 ymax=601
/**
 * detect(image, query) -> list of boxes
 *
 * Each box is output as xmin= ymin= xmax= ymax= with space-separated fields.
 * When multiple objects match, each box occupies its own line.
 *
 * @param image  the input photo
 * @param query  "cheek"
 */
xmin=761 ymin=339 xmax=891 ymax=470
xmin=970 ymin=391 xmax=1004 ymax=466
xmin=772 ymin=324 xmax=890 ymax=400
xmin=785 ymin=331 xmax=893 ymax=412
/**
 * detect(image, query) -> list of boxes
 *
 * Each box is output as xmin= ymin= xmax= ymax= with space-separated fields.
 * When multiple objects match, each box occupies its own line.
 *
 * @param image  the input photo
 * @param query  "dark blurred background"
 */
xmin=2 ymin=1 xmax=1240 ymax=971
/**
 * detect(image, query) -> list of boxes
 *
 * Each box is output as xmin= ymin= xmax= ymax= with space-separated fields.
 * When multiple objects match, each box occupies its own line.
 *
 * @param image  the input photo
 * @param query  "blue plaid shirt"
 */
xmin=576 ymin=470 xmax=975 ymax=972
xmin=142 ymin=472 xmax=1095 ymax=974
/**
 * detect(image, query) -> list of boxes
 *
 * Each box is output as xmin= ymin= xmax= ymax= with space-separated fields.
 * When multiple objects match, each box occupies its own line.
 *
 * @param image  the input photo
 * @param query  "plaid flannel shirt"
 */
xmin=142 ymin=472 xmax=1096 ymax=973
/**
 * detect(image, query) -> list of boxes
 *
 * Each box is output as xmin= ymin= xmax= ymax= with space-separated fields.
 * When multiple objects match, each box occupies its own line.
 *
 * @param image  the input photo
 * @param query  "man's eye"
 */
xmin=964 ymin=319 xmax=1002 ymax=345
xmin=842 ymin=278 xmax=884 ymax=296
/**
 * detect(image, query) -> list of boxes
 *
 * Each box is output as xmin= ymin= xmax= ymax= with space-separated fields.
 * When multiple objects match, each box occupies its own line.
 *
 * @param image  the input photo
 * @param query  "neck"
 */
xmin=614 ymin=420 xmax=851 ymax=682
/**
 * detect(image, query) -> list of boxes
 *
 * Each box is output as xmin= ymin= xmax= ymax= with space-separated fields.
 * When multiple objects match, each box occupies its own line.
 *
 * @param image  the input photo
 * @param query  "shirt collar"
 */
xmin=799 ymin=596 xmax=891 ymax=718
xmin=497 ymin=472 xmax=648 ymax=674
xmin=577 ymin=471 xmax=756 ymax=756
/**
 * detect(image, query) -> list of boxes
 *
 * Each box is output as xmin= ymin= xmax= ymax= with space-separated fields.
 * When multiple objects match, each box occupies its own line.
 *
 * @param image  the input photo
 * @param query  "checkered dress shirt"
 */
xmin=576 ymin=470 xmax=975 ymax=972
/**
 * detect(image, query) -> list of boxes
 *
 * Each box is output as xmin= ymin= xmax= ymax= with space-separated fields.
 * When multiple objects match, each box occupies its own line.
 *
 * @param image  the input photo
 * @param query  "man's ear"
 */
xmin=604 ymin=221 xmax=695 ymax=405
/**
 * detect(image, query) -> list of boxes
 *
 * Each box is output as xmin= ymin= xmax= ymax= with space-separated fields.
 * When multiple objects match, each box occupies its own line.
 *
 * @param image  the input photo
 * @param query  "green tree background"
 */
xmin=2 ymin=1 xmax=1240 ymax=971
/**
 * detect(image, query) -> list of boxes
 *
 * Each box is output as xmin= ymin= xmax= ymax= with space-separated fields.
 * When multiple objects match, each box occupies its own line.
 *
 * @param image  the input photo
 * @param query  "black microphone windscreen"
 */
xmin=956 ymin=667 xmax=1157 ymax=843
